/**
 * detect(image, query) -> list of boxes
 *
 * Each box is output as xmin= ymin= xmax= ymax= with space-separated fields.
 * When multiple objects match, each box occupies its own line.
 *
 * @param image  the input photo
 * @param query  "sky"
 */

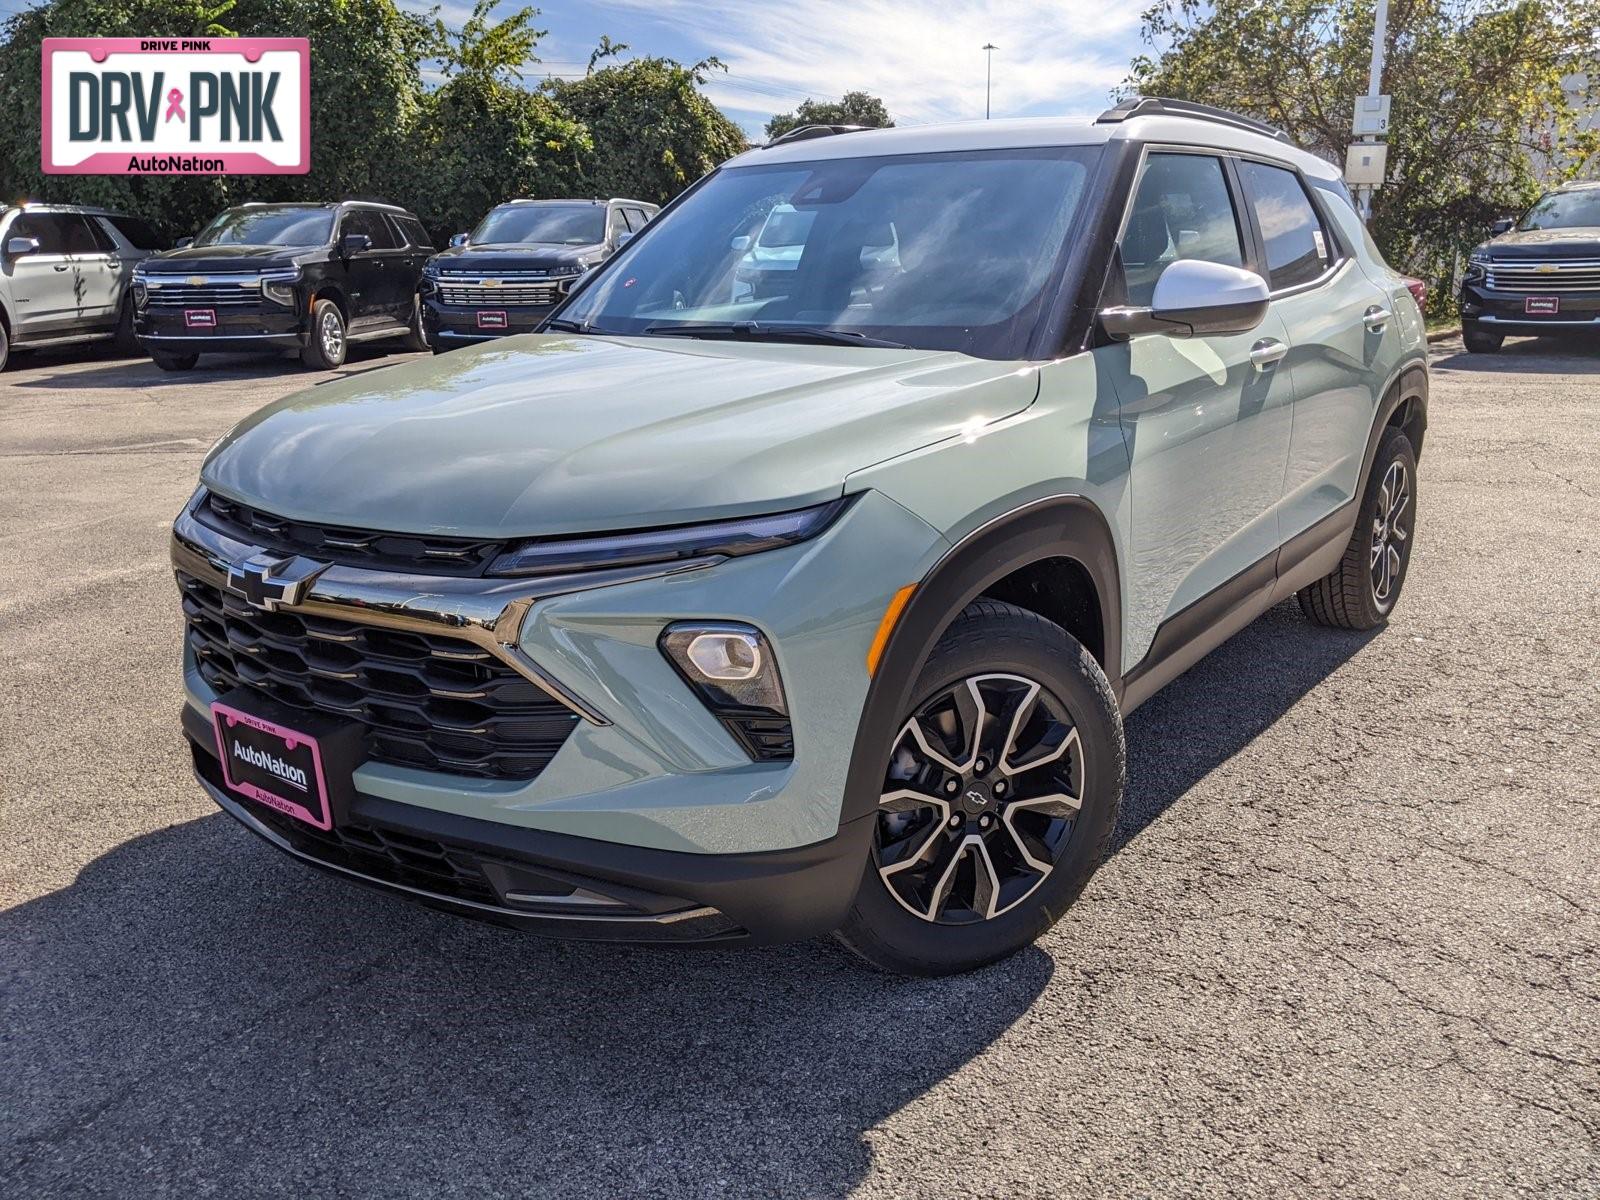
xmin=2 ymin=0 xmax=1150 ymax=138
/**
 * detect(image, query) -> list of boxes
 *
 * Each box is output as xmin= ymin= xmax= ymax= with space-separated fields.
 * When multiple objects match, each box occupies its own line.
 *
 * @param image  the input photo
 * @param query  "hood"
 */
xmin=1483 ymin=226 xmax=1600 ymax=258
xmin=201 ymin=334 xmax=1039 ymax=538
xmin=428 ymin=242 xmax=602 ymax=275
xmin=142 ymin=244 xmax=315 ymax=274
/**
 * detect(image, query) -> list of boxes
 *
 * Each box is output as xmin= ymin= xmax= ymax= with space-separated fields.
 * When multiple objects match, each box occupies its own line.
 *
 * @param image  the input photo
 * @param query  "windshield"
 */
xmin=193 ymin=207 xmax=334 ymax=247
xmin=1518 ymin=189 xmax=1600 ymax=231
xmin=472 ymin=205 xmax=606 ymax=245
xmin=558 ymin=147 xmax=1098 ymax=358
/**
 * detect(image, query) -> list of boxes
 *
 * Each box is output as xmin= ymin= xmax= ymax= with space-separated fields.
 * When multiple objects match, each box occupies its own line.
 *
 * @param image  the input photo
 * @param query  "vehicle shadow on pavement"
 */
xmin=1117 ymin=601 xmax=1381 ymax=850
xmin=2 ymin=602 xmax=1374 ymax=1197
xmin=1430 ymin=335 xmax=1600 ymax=373
xmin=1 ymin=812 xmax=1052 ymax=1196
xmin=4 ymin=346 xmax=420 ymax=390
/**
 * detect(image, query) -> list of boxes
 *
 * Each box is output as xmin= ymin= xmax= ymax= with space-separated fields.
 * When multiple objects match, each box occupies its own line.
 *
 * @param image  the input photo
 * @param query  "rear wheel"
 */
xmin=835 ymin=600 xmax=1124 ymax=976
xmin=403 ymin=294 xmax=429 ymax=352
xmin=301 ymin=299 xmax=347 ymax=369
xmin=150 ymin=349 xmax=198 ymax=372
xmin=1463 ymin=324 xmax=1503 ymax=354
xmin=1298 ymin=426 xmax=1417 ymax=630
xmin=0 ymin=320 xmax=9 ymax=371
xmin=113 ymin=295 xmax=139 ymax=353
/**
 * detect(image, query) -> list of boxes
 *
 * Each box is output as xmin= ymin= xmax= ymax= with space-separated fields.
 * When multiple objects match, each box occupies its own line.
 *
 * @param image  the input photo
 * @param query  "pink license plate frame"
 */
xmin=185 ymin=308 xmax=217 ymax=328
xmin=212 ymin=702 xmax=332 ymax=830
xmin=476 ymin=310 xmax=508 ymax=330
xmin=1524 ymin=296 xmax=1560 ymax=315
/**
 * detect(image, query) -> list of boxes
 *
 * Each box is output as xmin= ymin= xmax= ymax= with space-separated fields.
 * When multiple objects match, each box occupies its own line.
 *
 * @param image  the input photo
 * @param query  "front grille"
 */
xmin=1485 ymin=259 xmax=1600 ymax=292
xmin=439 ymin=281 xmax=561 ymax=306
xmin=180 ymin=572 xmax=579 ymax=780
xmin=144 ymin=279 xmax=265 ymax=307
xmin=193 ymin=747 xmax=592 ymax=908
xmin=197 ymin=491 xmax=506 ymax=577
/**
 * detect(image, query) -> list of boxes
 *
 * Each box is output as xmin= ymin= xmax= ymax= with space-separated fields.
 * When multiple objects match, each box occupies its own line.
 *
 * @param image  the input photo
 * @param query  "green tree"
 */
xmin=550 ymin=56 xmax=748 ymax=204
xmin=0 ymin=0 xmax=433 ymax=236
xmin=405 ymin=1 xmax=590 ymax=240
xmin=765 ymin=90 xmax=893 ymax=140
xmin=1128 ymin=0 xmax=1600 ymax=308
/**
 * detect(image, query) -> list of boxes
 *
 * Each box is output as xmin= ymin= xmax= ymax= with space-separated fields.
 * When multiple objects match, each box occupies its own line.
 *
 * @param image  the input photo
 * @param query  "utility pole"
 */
xmin=1350 ymin=0 xmax=1390 ymax=222
xmin=982 ymin=43 xmax=997 ymax=119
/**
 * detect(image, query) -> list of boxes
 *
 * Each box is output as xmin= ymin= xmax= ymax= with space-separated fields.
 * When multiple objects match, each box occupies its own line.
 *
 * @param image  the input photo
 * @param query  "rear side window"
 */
xmin=392 ymin=214 xmax=431 ymax=248
xmin=103 ymin=214 xmax=166 ymax=250
xmin=1118 ymin=153 xmax=1245 ymax=307
xmin=1239 ymin=161 xmax=1331 ymax=290
xmin=626 ymin=207 xmax=651 ymax=230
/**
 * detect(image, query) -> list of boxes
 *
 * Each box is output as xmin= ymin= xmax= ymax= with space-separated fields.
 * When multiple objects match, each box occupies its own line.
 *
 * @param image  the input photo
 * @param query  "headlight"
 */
xmin=485 ymin=497 xmax=850 ymax=578
xmin=260 ymin=270 xmax=299 ymax=306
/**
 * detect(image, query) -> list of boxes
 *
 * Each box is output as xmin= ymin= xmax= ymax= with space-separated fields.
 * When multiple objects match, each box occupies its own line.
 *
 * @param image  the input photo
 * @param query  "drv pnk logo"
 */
xmin=42 ymin=37 xmax=309 ymax=175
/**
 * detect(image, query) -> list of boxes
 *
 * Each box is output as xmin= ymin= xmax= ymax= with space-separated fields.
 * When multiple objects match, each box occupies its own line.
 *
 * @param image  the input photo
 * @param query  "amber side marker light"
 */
xmin=866 ymin=584 xmax=917 ymax=676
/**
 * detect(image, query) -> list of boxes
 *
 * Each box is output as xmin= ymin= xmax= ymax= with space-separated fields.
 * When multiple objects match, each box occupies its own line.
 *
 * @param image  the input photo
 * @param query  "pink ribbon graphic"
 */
xmin=164 ymin=87 xmax=185 ymax=123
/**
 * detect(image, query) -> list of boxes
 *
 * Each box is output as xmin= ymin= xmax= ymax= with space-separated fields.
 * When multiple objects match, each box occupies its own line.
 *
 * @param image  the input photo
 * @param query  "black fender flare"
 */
xmin=1367 ymin=361 xmax=1428 ymax=475
xmin=837 ymin=495 xmax=1122 ymax=828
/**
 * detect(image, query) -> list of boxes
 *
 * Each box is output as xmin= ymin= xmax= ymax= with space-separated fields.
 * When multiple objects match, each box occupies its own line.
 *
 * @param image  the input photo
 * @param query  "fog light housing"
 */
xmin=661 ymin=622 xmax=793 ymax=761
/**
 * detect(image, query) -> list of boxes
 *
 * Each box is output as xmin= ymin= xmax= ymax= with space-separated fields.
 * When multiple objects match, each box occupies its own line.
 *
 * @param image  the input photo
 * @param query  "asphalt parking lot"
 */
xmin=2 ymin=336 xmax=1597 ymax=1198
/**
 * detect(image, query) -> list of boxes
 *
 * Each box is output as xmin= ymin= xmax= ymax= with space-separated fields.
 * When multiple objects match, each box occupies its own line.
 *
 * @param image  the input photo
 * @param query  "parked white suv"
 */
xmin=0 ymin=204 xmax=168 ymax=370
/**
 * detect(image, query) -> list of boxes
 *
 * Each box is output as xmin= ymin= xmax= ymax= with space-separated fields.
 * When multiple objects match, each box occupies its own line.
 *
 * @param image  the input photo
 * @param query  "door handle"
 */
xmin=53 ymin=263 xmax=69 ymax=272
xmin=1363 ymin=305 xmax=1392 ymax=331
xmin=1249 ymin=338 xmax=1288 ymax=372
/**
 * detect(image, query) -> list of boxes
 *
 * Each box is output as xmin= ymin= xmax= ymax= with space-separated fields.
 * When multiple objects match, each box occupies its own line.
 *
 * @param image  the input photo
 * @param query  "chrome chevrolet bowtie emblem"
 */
xmin=226 ymin=553 xmax=327 ymax=612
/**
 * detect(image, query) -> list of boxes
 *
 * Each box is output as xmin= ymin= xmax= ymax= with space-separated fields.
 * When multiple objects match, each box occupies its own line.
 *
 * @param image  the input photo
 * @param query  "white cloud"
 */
xmin=599 ymin=0 xmax=1142 ymax=127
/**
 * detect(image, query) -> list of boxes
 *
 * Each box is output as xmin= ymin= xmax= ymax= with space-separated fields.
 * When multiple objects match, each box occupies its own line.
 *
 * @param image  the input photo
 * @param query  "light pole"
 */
xmin=982 ymin=43 xmax=997 ymax=119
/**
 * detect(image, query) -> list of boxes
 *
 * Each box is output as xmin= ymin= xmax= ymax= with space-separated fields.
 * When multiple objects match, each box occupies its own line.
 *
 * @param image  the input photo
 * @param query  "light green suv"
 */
xmin=174 ymin=98 xmax=1428 ymax=975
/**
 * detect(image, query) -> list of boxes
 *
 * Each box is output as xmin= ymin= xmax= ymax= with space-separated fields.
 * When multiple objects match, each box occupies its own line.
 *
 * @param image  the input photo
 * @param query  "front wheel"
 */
xmin=834 ymin=600 xmax=1125 ymax=977
xmin=1463 ymin=324 xmax=1503 ymax=354
xmin=301 ymin=299 xmax=347 ymax=369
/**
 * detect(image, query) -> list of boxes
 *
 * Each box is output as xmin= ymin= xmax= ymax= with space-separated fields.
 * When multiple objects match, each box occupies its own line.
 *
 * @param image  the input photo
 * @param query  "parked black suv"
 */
xmin=419 ymin=198 xmax=657 ymax=351
xmin=1459 ymin=181 xmax=1600 ymax=352
xmin=133 ymin=201 xmax=433 ymax=371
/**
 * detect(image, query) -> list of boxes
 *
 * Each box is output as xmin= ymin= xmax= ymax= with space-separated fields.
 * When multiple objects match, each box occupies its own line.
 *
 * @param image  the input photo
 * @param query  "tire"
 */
xmin=301 ymin=299 xmax=347 ymax=369
xmin=0 ymin=319 xmax=9 ymax=372
xmin=150 ymin=349 xmax=198 ymax=372
xmin=834 ymin=599 xmax=1125 ymax=977
xmin=113 ymin=296 xmax=139 ymax=353
xmin=1463 ymin=325 xmax=1503 ymax=354
xmin=402 ymin=294 xmax=430 ymax=352
xmin=1298 ymin=426 xmax=1417 ymax=630
xmin=431 ymin=345 xmax=449 ymax=355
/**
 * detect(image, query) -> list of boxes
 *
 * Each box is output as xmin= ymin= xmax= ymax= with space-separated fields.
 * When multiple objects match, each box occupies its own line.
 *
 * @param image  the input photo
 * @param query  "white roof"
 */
xmin=731 ymin=113 xmax=1341 ymax=182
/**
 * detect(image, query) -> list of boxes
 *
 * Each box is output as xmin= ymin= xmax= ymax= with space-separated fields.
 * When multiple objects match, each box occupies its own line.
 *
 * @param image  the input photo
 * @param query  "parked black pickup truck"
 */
xmin=133 ymin=201 xmax=433 ymax=371
xmin=419 ymin=198 xmax=657 ymax=351
xmin=1460 ymin=181 xmax=1600 ymax=353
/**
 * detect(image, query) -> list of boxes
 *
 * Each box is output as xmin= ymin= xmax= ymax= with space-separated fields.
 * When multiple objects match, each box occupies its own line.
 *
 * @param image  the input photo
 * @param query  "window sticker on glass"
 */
xmin=1312 ymin=229 xmax=1327 ymax=261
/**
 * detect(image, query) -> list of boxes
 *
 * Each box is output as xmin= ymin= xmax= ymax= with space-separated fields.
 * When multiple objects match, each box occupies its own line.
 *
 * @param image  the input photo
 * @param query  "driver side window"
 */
xmin=1118 ymin=153 xmax=1245 ymax=307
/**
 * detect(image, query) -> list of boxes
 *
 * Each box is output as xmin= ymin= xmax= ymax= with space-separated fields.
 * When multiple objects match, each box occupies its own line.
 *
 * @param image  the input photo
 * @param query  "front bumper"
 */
xmin=174 ymin=487 xmax=948 ymax=859
xmin=136 ymin=303 xmax=306 ymax=354
xmin=1459 ymin=280 xmax=1600 ymax=338
xmin=421 ymin=294 xmax=557 ymax=345
xmin=185 ymin=706 xmax=873 ymax=943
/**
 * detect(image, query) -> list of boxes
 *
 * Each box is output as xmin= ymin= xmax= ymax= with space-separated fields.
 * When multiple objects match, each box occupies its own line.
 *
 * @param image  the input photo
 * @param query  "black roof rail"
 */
xmin=763 ymin=124 xmax=871 ymax=149
xmin=1097 ymin=96 xmax=1292 ymax=145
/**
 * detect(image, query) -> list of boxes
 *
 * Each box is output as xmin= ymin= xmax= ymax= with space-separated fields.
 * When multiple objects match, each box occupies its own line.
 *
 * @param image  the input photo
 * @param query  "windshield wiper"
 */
xmin=543 ymin=317 xmax=597 ymax=334
xmin=640 ymin=321 xmax=908 ymax=349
